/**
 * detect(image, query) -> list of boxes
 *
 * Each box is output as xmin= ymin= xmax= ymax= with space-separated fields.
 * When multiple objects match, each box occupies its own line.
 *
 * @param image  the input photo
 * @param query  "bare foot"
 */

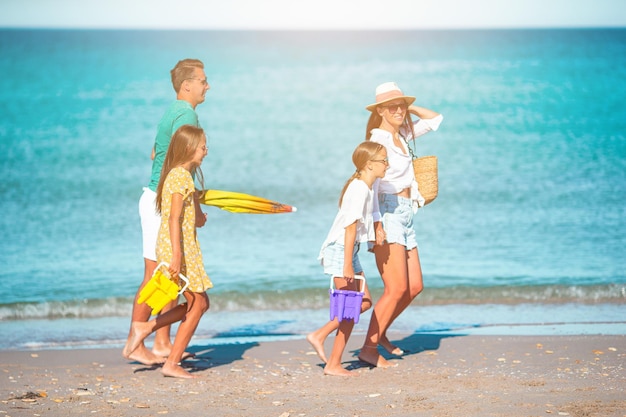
xmin=125 ymin=345 xmax=165 ymax=365
xmin=380 ymin=335 xmax=405 ymax=356
xmin=306 ymin=332 xmax=328 ymax=363
xmin=161 ymin=360 xmax=198 ymax=379
xmin=358 ymin=345 xmax=396 ymax=368
xmin=151 ymin=344 xmax=174 ymax=357
xmin=323 ymin=365 xmax=358 ymax=377
xmin=152 ymin=347 xmax=195 ymax=361
xmin=122 ymin=321 xmax=153 ymax=359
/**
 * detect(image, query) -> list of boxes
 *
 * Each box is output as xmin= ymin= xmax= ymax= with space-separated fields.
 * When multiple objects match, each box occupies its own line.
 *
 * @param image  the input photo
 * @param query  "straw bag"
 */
xmin=413 ymin=155 xmax=438 ymax=205
xmin=404 ymin=137 xmax=438 ymax=205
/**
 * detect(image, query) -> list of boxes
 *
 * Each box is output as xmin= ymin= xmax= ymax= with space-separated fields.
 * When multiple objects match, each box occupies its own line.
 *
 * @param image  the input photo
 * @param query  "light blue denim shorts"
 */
xmin=379 ymin=194 xmax=417 ymax=250
xmin=321 ymin=242 xmax=363 ymax=277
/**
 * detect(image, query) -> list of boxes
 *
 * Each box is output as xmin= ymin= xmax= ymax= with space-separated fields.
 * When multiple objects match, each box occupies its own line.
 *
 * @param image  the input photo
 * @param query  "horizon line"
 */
xmin=1 ymin=25 xmax=625 ymax=31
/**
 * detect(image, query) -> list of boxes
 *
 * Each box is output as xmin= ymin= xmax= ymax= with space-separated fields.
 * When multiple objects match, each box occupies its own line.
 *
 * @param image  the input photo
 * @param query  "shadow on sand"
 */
xmin=130 ymin=341 xmax=261 ymax=375
xmin=344 ymin=332 xmax=462 ymax=370
xmin=131 ymin=319 xmax=298 ymax=374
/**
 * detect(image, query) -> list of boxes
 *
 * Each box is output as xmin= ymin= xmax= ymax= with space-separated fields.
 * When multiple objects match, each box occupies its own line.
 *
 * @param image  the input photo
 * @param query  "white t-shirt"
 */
xmin=370 ymin=114 xmax=443 ymax=217
xmin=318 ymin=179 xmax=375 ymax=261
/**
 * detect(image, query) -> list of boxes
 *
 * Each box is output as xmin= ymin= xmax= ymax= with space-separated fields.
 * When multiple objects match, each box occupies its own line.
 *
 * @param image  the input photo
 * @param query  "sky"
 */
xmin=1 ymin=0 xmax=625 ymax=30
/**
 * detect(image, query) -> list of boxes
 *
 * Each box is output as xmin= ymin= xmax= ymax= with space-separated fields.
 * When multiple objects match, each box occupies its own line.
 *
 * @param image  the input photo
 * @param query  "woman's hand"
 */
xmin=408 ymin=105 xmax=440 ymax=119
xmin=375 ymin=222 xmax=387 ymax=246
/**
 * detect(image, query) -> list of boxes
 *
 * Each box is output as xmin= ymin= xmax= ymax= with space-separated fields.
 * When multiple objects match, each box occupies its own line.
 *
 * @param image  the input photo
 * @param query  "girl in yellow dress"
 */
xmin=124 ymin=125 xmax=212 ymax=379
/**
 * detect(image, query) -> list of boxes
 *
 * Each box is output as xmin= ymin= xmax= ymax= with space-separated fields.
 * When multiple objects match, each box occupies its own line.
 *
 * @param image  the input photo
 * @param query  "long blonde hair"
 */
xmin=365 ymin=108 xmax=415 ymax=140
xmin=338 ymin=141 xmax=385 ymax=206
xmin=155 ymin=125 xmax=205 ymax=214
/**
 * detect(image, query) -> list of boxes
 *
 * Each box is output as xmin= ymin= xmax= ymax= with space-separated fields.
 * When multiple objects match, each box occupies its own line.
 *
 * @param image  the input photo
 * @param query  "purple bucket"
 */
xmin=329 ymin=289 xmax=364 ymax=323
xmin=328 ymin=275 xmax=365 ymax=323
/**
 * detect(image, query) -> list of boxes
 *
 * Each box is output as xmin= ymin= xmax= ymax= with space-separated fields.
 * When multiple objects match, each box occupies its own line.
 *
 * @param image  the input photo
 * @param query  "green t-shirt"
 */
xmin=147 ymin=100 xmax=200 ymax=191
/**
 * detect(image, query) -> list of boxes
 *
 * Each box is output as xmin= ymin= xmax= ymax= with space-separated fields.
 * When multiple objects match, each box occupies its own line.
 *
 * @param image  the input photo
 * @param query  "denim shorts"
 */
xmin=321 ymin=242 xmax=363 ymax=277
xmin=379 ymin=193 xmax=417 ymax=250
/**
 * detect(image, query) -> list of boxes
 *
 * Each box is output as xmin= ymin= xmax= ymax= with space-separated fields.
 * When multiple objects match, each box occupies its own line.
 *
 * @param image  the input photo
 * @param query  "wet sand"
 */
xmin=1 ymin=333 xmax=625 ymax=417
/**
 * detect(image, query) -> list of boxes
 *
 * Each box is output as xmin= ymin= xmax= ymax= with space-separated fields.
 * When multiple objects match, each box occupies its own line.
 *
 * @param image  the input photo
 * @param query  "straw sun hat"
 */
xmin=366 ymin=82 xmax=416 ymax=112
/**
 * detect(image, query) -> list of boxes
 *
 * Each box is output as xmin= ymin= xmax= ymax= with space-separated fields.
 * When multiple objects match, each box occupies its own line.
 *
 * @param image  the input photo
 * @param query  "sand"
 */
xmin=1 ymin=333 xmax=624 ymax=417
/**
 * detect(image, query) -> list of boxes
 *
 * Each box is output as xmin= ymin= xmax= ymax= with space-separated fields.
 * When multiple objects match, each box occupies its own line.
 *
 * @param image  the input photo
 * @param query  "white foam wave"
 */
xmin=0 ymin=284 xmax=624 ymax=321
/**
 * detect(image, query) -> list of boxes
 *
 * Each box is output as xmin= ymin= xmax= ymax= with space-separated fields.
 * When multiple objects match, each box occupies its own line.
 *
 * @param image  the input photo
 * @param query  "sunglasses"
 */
xmin=382 ymin=102 xmax=407 ymax=113
xmin=186 ymin=78 xmax=209 ymax=86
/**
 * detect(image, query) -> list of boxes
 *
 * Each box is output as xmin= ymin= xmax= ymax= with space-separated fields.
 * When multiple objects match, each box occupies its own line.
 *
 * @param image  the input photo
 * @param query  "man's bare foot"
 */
xmin=380 ymin=335 xmax=405 ymax=356
xmin=306 ymin=332 xmax=328 ymax=363
xmin=358 ymin=345 xmax=396 ymax=368
xmin=122 ymin=322 xmax=153 ymax=359
xmin=161 ymin=360 xmax=198 ymax=379
xmin=323 ymin=365 xmax=358 ymax=377
xmin=125 ymin=345 xmax=165 ymax=365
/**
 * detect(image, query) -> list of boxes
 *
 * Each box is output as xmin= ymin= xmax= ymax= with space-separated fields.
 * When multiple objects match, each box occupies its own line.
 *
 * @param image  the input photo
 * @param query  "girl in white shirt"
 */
xmin=360 ymin=82 xmax=443 ymax=368
xmin=308 ymin=141 xmax=388 ymax=377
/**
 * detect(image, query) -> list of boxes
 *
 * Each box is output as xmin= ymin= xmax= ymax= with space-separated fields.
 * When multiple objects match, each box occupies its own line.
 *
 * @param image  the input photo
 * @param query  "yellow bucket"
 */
xmin=137 ymin=262 xmax=189 ymax=315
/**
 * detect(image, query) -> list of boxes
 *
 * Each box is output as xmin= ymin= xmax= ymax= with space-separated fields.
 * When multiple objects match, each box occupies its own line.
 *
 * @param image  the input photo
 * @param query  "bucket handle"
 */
xmin=329 ymin=275 xmax=365 ymax=293
xmin=155 ymin=262 xmax=190 ymax=295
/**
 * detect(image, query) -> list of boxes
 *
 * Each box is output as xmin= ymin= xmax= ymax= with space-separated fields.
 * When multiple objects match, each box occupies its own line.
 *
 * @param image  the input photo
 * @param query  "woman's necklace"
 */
xmin=392 ymin=132 xmax=407 ymax=155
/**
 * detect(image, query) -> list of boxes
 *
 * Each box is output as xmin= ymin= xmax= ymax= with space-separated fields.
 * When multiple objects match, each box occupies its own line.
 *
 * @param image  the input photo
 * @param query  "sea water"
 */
xmin=0 ymin=29 xmax=625 ymax=350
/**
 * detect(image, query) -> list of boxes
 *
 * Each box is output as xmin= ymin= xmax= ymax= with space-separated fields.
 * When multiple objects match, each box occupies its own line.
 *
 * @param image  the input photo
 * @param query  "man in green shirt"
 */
xmin=123 ymin=59 xmax=210 ymax=365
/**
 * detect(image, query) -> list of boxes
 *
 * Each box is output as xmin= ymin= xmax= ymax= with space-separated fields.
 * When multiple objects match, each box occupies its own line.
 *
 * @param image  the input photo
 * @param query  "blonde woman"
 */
xmin=360 ymin=82 xmax=443 ymax=368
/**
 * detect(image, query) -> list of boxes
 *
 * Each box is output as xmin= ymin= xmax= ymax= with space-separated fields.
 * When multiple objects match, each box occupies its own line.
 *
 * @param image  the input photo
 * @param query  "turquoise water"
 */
xmin=0 ymin=29 xmax=624 ymax=349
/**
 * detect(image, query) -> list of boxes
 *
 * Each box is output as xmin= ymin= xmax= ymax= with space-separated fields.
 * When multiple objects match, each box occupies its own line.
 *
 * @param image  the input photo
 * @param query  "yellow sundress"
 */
xmin=156 ymin=166 xmax=213 ymax=292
